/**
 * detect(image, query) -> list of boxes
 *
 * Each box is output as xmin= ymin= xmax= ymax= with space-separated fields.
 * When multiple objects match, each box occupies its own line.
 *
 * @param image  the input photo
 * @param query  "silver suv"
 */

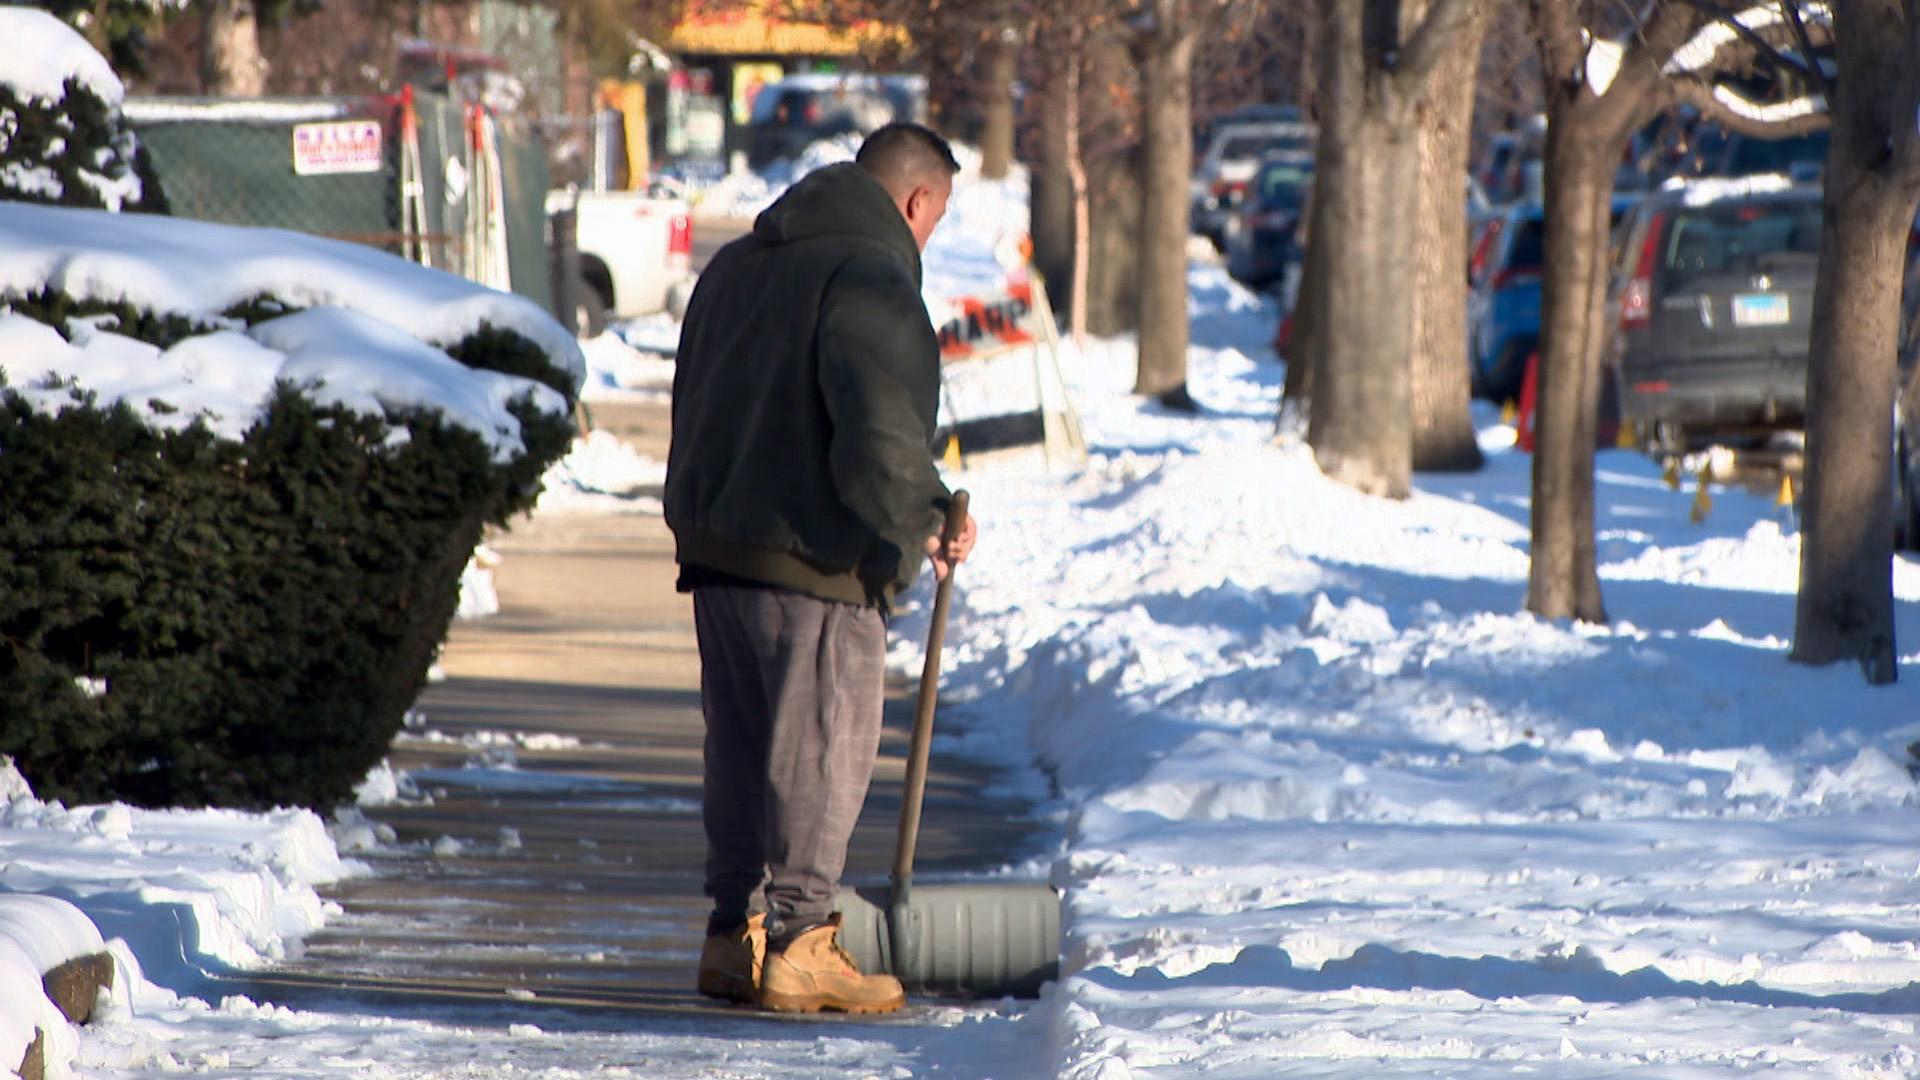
xmin=1608 ymin=178 xmax=1822 ymax=447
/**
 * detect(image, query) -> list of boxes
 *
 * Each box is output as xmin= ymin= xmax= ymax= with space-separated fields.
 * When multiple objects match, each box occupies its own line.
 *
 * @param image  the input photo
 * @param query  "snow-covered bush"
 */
xmin=0 ymin=8 xmax=165 ymax=211
xmin=0 ymin=202 xmax=579 ymax=812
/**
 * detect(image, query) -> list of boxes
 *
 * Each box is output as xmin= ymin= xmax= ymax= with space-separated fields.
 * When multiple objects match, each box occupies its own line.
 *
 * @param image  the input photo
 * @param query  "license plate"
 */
xmin=1732 ymin=293 xmax=1790 ymax=327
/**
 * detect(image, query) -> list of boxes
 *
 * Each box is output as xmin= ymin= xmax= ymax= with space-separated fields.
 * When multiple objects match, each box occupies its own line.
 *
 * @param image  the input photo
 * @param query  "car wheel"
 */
xmin=573 ymin=273 xmax=609 ymax=339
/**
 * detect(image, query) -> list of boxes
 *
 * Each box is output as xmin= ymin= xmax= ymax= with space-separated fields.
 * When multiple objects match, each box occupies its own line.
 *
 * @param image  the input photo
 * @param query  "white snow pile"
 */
xmin=0 ymin=9 xmax=125 ymax=108
xmin=0 ymin=201 xmax=582 ymax=460
xmin=0 ymin=8 xmax=149 ymax=210
xmin=0 ymin=760 xmax=354 ymax=1078
xmin=535 ymin=428 xmax=667 ymax=515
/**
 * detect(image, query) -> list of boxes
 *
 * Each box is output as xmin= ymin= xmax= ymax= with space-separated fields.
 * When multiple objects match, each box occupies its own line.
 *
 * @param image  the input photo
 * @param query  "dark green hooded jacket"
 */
xmin=664 ymin=162 xmax=949 ymax=611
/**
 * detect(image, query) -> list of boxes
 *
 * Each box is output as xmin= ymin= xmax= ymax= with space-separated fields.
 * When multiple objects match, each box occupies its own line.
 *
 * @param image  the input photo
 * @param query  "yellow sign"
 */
xmin=731 ymin=62 xmax=784 ymax=125
xmin=668 ymin=1 xmax=904 ymax=57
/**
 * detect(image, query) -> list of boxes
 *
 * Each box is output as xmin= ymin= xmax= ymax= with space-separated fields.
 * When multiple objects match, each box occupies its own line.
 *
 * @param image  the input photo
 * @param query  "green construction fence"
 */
xmin=124 ymin=90 xmax=552 ymax=314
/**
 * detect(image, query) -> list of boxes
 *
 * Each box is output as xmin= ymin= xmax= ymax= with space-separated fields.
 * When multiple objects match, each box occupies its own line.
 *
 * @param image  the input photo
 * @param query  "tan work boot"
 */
xmin=757 ymin=914 xmax=906 ymax=1014
xmin=696 ymin=913 xmax=766 ymax=1004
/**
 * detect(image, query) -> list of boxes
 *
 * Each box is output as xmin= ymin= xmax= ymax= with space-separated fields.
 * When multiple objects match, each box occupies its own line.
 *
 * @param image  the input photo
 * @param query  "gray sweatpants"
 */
xmin=691 ymin=585 xmax=886 ymax=937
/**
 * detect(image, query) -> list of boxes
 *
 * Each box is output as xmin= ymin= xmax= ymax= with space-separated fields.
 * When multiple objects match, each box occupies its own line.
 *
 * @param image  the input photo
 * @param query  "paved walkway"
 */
xmin=251 ymin=400 xmax=1046 ymax=1020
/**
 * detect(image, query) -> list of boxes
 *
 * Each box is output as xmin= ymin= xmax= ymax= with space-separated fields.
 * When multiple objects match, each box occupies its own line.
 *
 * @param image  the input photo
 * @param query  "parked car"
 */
xmin=1712 ymin=128 xmax=1830 ymax=183
xmin=1224 ymin=154 xmax=1312 ymax=291
xmin=548 ymin=185 xmax=693 ymax=335
xmin=746 ymin=74 xmax=917 ymax=169
xmin=1605 ymin=179 xmax=1822 ymax=448
xmin=1190 ymin=106 xmax=1315 ymax=249
xmin=1466 ymin=193 xmax=1640 ymax=403
xmin=1476 ymin=116 xmax=1547 ymax=204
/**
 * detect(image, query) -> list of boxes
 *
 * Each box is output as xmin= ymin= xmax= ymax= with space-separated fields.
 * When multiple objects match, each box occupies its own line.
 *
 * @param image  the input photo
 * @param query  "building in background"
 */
xmin=664 ymin=0 xmax=907 ymax=176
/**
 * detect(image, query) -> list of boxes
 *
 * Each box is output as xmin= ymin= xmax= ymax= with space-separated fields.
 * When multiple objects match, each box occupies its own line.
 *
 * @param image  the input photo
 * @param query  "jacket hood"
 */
xmin=753 ymin=162 xmax=922 ymax=285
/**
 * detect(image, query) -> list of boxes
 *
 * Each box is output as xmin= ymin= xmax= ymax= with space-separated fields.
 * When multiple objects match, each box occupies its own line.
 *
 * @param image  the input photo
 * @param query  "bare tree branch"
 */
xmin=1672 ymin=0 xmax=1822 ymax=84
xmin=1778 ymin=0 xmax=1835 ymax=99
xmin=1394 ymin=0 xmax=1484 ymax=94
xmin=1530 ymin=0 xmax=1587 ymax=88
xmin=1666 ymin=73 xmax=1830 ymax=137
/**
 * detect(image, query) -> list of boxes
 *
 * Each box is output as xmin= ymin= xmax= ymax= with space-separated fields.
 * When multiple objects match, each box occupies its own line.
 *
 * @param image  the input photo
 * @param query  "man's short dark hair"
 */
xmin=856 ymin=122 xmax=960 ymax=196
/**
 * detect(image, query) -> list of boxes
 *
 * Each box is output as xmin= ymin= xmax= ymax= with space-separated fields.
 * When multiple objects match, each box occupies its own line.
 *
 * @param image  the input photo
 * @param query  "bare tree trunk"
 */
xmin=1791 ymin=0 xmax=1920 ymax=683
xmin=1281 ymin=175 xmax=1329 ymax=415
xmin=1527 ymin=120 xmax=1612 ymax=622
xmin=1085 ymin=32 xmax=1140 ymax=338
xmin=980 ymin=28 xmax=1018 ymax=181
xmin=1410 ymin=8 xmax=1486 ymax=474
xmin=1282 ymin=26 xmax=1338 ymax=422
xmin=1794 ymin=193 xmax=1907 ymax=679
xmin=1087 ymin=147 xmax=1143 ymax=337
xmin=1307 ymin=0 xmax=1419 ymax=498
xmin=1031 ymin=34 xmax=1076 ymax=318
xmin=1067 ymin=52 xmax=1092 ymax=347
xmin=1134 ymin=0 xmax=1199 ymax=407
xmin=203 ymin=0 xmax=269 ymax=97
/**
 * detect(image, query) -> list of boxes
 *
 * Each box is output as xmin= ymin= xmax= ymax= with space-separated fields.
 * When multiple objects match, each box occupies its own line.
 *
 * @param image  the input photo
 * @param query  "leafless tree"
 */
xmin=1298 ymin=0 xmax=1485 ymax=498
xmin=1524 ymin=2 xmax=1827 ymax=623
xmin=1411 ymin=2 xmax=1491 ymax=472
xmin=1789 ymin=0 xmax=1920 ymax=683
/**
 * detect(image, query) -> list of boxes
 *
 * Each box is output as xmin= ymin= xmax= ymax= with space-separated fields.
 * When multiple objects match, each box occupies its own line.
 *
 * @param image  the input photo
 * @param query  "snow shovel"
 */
xmin=832 ymin=490 xmax=1061 ymax=999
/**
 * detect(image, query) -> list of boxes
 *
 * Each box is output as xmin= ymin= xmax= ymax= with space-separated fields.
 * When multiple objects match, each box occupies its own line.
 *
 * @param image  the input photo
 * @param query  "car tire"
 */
xmin=573 ymin=273 xmax=609 ymax=339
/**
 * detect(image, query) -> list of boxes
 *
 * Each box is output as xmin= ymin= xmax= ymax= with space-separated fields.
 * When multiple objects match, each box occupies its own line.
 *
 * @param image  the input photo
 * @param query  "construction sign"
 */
xmin=937 ymin=282 xmax=1039 ymax=360
xmin=931 ymin=276 xmax=1085 ymax=469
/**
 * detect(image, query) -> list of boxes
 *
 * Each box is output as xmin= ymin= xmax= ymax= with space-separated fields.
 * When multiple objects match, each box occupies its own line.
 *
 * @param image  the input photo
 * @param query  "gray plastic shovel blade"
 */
xmin=834 ymin=883 xmax=1060 ymax=999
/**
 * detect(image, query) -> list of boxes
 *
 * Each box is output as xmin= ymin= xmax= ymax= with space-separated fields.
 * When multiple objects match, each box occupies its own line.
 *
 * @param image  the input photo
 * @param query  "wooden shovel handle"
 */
xmin=891 ymin=490 xmax=969 ymax=890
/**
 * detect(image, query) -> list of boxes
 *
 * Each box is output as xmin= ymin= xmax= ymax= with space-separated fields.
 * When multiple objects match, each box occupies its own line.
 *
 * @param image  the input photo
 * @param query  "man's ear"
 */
xmin=905 ymin=184 xmax=931 ymax=222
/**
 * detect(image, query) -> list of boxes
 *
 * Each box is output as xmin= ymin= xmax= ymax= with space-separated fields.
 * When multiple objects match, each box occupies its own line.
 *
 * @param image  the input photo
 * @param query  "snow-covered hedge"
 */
xmin=0 ymin=8 xmax=165 ymax=212
xmin=0 ymin=205 xmax=580 ymax=811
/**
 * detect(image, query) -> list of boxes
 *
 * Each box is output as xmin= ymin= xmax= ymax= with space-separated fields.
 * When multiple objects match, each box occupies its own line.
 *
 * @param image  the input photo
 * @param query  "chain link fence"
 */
xmin=125 ymin=92 xmax=552 ymax=313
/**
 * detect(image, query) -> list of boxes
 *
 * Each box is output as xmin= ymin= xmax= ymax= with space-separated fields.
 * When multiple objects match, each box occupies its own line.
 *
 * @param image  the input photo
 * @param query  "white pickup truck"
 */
xmin=547 ymin=186 xmax=695 ymax=335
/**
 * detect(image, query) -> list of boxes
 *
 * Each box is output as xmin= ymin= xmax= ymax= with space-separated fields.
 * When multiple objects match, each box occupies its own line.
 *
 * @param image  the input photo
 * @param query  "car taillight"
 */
xmin=1469 ymin=219 xmax=1503 ymax=284
xmin=1620 ymin=212 xmax=1667 ymax=331
xmin=1212 ymin=179 xmax=1248 ymax=204
xmin=1619 ymin=278 xmax=1653 ymax=329
xmin=804 ymin=100 xmax=822 ymax=125
xmin=668 ymin=212 xmax=692 ymax=271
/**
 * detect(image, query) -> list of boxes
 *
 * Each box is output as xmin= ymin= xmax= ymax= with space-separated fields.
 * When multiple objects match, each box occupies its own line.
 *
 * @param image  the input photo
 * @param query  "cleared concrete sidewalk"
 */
xmin=251 ymin=399 xmax=1046 ymax=1020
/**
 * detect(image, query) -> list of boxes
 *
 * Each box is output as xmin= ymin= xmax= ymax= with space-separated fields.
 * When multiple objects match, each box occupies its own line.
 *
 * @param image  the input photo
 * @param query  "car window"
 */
xmin=1255 ymin=166 xmax=1311 ymax=207
xmin=1725 ymin=130 xmax=1829 ymax=177
xmin=1506 ymin=218 xmax=1545 ymax=272
xmin=1220 ymin=133 xmax=1310 ymax=161
xmin=1662 ymin=201 xmax=1820 ymax=275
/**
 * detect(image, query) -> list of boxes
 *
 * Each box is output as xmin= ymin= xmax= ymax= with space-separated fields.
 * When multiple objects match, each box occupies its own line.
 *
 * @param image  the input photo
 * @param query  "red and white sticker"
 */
xmin=292 ymin=120 xmax=383 ymax=176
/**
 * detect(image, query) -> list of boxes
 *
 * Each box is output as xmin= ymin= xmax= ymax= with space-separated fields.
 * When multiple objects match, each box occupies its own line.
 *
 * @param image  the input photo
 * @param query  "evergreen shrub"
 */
xmin=0 ymin=295 xmax=574 ymax=810
xmin=0 ymin=75 xmax=167 ymax=212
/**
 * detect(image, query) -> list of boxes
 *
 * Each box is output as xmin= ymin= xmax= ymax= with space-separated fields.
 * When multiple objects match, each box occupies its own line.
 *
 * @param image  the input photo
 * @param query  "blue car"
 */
xmin=1467 ymin=195 xmax=1639 ymax=403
